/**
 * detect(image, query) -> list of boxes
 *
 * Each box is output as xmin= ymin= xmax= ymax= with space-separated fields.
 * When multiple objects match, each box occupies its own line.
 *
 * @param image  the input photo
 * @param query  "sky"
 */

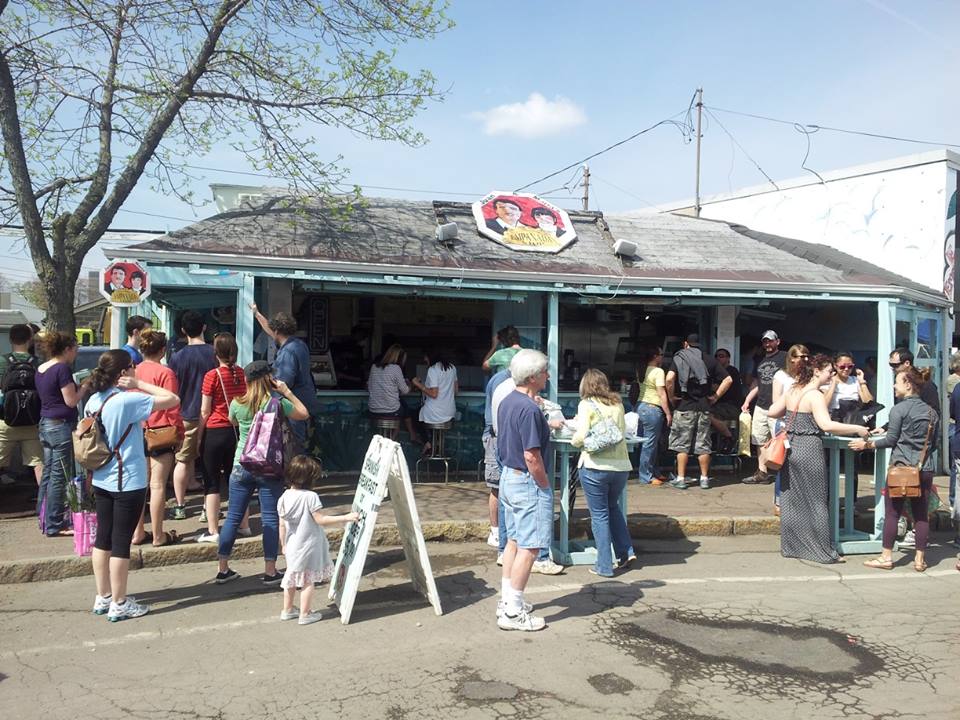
xmin=3 ymin=0 xmax=960 ymax=283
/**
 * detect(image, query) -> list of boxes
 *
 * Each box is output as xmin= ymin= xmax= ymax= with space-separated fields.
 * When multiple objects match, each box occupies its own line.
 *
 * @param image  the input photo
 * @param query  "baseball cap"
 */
xmin=243 ymin=360 xmax=272 ymax=381
xmin=761 ymin=330 xmax=779 ymax=341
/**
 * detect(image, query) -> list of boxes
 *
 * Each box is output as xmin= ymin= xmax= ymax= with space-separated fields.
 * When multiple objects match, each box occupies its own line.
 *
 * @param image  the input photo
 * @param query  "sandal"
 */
xmin=863 ymin=557 xmax=894 ymax=570
xmin=131 ymin=531 xmax=153 ymax=546
xmin=153 ymin=530 xmax=180 ymax=547
xmin=914 ymin=560 xmax=928 ymax=573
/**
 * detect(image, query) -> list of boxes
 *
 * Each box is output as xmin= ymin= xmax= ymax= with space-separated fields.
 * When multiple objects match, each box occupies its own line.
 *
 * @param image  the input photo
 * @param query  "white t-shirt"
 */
xmin=825 ymin=375 xmax=861 ymax=410
xmin=773 ymin=369 xmax=795 ymax=397
xmin=419 ymin=363 xmax=458 ymax=424
xmin=491 ymin=378 xmax=517 ymax=435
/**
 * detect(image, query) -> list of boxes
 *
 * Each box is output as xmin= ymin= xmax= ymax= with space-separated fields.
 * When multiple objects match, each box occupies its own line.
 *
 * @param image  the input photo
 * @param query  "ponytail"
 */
xmin=88 ymin=349 xmax=131 ymax=393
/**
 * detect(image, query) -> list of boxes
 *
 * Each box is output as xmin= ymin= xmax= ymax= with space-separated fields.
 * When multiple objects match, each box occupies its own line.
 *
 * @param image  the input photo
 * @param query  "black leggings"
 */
xmin=94 ymin=486 xmax=147 ymax=560
xmin=201 ymin=426 xmax=238 ymax=494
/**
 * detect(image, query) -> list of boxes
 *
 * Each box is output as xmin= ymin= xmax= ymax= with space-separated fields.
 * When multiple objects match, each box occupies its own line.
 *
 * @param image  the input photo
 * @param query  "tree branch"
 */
xmin=0 ymin=51 xmax=51 ymax=268
xmin=77 ymin=0 xmax=251 ymax=259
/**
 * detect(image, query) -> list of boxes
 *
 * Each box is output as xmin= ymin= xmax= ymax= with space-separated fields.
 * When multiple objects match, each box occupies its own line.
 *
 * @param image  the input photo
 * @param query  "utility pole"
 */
xmin=581 ymin=164 xmax=590 ymax=212
xmin=694 ymin=87 xmax=703 ymax=218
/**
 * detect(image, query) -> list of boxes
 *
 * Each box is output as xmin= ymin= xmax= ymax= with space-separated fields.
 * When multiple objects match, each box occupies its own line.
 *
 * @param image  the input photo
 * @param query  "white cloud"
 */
xmin=471 ymin=93 xmax=587 ymax=138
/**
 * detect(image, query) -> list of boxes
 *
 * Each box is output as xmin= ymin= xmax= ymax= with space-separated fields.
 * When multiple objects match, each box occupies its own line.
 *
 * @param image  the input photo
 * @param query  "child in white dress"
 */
xmin=278 ymin=455 xmax=358 ymax=625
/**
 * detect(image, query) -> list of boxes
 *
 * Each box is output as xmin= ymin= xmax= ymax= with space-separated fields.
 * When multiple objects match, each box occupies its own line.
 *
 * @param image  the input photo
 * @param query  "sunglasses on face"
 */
xmin=889 ymin=361 xmax=903 ymax=369
xmin=836 ymin=364 xmax=854 ymax=370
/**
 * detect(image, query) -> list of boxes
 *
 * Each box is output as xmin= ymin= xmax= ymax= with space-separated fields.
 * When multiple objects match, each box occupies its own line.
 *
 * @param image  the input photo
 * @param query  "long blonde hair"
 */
xmin=579 ymin=368 xmax=622 ymax=406
xmin=784 ymin=343 xmax=810 ymax=378
xmin=237 ymin=374 xmax=273 ymax=411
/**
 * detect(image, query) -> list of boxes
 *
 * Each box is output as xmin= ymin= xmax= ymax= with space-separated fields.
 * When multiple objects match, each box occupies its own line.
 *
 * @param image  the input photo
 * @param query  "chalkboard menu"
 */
xmin=307 ymin=296 xmax=328 ymax=353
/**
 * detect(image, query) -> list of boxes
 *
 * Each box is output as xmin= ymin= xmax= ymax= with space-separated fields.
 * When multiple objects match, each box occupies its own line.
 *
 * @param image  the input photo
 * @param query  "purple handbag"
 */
xmin=239 ymin=397 xmax=286 ymax=477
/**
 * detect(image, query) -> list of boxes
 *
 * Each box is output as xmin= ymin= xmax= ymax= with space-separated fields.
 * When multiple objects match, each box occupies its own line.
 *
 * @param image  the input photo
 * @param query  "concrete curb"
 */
xmin=0 ymin=515 xmax=784 ymax=585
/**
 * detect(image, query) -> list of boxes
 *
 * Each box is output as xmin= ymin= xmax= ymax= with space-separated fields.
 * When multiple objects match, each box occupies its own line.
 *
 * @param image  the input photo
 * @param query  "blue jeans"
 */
xmin=218 ymin=465 xmax=283 ymax=561
xmin=635 ymin=403 xmax=664 ymax=483
xmin=579 ymin=468 xmax=633 ymax=576
xmin=38 ymin=418 xmax=75 ymax=535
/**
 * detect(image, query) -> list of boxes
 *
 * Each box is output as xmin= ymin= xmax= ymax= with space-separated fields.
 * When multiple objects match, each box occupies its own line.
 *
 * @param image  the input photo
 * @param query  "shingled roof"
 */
xmin=124 ymin=196 xmax=947 ymax=305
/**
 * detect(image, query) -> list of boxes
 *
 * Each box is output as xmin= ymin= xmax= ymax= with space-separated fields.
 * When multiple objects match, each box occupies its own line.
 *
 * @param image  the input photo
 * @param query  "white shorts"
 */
xmin=750 ymin=406 xmax=778 ymax=446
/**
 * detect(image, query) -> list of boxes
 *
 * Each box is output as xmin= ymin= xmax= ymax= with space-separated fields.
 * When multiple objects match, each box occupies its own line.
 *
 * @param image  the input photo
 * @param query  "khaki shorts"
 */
xmin=175 ymin=420 xmax=201 ymax=463
xmin=0 ymin=420 xmax=43 ymax=467
xmin=668 ymin=410 xmax=712 ymax=456
xmin=750 ymin=406 xmax=779 ymax=446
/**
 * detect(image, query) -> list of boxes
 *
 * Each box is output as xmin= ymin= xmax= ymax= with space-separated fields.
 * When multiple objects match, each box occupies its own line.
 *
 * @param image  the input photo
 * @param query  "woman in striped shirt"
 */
xmin=367 ymin=344 xmax=426 ymax=447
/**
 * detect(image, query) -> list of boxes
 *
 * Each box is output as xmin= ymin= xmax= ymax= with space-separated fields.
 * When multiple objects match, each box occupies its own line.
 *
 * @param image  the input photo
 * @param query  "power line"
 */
xmin=702 ymin=108 xmax=780 ymax=190
xmin=513 ymin=109 xmax=695 ymax=193
xmin=590 ymin=175 xmax=659 ymax=210
xmin=707 ymin=105 xmax=960 ymax=149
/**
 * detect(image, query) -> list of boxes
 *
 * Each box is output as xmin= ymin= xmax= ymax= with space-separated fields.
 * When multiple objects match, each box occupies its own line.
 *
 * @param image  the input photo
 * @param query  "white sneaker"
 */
xmin=699 ymin=476 xmax=711 ymax=489
xmin=107 ymin=597 xmax=149 ymax=622
xmin=496 ymin=553 xmax=503 ymax=566
xmin=298 ymin=610 xmax=323 ymax=625
xmin=896 ymin=516 xmax=908 ymax=539
xmin=92 ymin=594 xmax=112 ymax=615
xmin=496 ymin=599 xmax=532 ymax=619
xmin=236 ymin=527 xmax=253 ymax=538
xmin=497 ymin=609 xmax=546 ymax=632
xmin=486 ymin=528 xmax=500 ymax=548
xmin=280 ymin=606 xmax=300 ymax=621
xmin=196 ymin=531 xmax=219 ymax=544
xmin=532 ymin=559 xmax=564 ymax=575
xmin=899 ymin=530 xmax=916 ymax=550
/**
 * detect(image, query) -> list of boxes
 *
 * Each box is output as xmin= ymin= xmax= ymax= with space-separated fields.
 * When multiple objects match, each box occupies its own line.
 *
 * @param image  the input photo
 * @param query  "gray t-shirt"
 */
xmin=277 ymin=488 xmax=331 ymax=574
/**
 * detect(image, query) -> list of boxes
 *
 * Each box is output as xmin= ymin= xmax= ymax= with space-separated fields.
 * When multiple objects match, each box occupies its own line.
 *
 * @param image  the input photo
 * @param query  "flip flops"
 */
xmin=131 ymin=532 xmax=153 ymax=546
xmin=152 ymin=530 xmax=180 ymax=547
xmin=914 ymin=560 xmax=928 ymax=573
xmin=863 ymin=557 xmax=894 ymax=570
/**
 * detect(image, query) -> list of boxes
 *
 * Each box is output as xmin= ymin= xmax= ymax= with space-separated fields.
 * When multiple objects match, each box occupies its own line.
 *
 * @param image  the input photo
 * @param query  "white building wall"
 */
xmin=695 ymin=159 xmax=953 ymax=300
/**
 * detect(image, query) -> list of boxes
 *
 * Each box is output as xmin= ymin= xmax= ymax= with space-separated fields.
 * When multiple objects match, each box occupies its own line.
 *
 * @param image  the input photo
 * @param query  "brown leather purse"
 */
xmin=885 ymin=414 xmax=934 ymax=499
xmin=144 ymin=425 xmax=178 ymax=452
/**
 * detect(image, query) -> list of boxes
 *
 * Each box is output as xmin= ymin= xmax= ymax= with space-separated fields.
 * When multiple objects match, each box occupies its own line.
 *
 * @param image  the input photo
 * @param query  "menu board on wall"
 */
xmin=307 ymin=296 xmax=328 ymax=353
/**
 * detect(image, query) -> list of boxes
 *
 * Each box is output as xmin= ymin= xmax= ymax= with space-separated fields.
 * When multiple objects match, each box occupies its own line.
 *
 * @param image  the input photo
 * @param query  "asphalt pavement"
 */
xmin=1 ymin=535 xmax=957 ymax=719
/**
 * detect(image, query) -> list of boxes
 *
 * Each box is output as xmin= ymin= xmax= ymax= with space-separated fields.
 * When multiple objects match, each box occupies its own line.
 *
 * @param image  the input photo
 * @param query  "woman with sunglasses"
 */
xmin=823 ymin=351 xmax=873 ymax=421
xmin=769 ymin=344 xmax=810 ymax=515
xmin=629 ymin=345 xmax=671 ymax=485
xmin=86 ymin=350 xmax=180 ymax=620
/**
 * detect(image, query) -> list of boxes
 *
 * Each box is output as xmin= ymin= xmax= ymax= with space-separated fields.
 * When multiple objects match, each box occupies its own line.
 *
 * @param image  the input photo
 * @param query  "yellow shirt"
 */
xmin=640 ymin=366 xmax=665 ymax=407
xmin=570 ymin=399 xmax=632 ymax=472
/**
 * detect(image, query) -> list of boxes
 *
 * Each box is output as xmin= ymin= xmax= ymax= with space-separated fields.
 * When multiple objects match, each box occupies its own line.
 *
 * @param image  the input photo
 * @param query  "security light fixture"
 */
xmin=435 ymin=222 xmax=459 ymax=248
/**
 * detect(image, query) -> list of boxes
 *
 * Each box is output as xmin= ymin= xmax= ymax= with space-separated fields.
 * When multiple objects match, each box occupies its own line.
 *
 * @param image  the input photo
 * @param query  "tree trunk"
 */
xmin=42 ymin=262 xmax=80 ymax=334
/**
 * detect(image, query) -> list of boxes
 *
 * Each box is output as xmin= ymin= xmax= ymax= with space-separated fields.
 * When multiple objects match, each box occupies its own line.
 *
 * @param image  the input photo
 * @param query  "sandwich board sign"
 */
xmin=329 ymin=435 xmax=443 ymax=624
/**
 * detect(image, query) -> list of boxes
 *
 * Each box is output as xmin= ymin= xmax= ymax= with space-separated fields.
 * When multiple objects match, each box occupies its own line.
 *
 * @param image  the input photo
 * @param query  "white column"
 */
xmin=547 ymin=291 xmax=559 ymax=403
xmin=237 ymin=273 xmax=255 ymax=367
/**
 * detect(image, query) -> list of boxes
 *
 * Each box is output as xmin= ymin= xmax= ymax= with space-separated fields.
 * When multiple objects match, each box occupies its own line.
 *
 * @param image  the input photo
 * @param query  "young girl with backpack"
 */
xmin=215 ymin=361 xmax=308 ymax=586
xmin=278 ymin=455 xmax=358 ymax=625
xmin=86 ymin=350 xmax=180 ymax=621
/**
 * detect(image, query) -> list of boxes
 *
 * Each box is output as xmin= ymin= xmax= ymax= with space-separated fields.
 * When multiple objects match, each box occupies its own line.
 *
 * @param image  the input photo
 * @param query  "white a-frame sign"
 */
xmin=329 ymin=435 xmax=443 ymax=624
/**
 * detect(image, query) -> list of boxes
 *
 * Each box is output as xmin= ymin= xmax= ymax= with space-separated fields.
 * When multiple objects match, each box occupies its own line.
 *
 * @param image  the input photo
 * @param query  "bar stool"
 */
xmin=416 ymin=420 xmax=453 ymax=483
xmin=372 ymin=416 xmax=401 ymax=441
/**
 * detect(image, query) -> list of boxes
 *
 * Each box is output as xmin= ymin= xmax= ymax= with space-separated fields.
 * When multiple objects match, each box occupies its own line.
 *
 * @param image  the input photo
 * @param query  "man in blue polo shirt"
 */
xmin=496 ymin=349 xmax=557 ymax=632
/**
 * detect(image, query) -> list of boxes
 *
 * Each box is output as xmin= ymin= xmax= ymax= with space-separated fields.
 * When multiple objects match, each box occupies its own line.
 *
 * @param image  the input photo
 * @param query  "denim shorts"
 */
xmin=500 ymin=467 xmax=553 ymax=550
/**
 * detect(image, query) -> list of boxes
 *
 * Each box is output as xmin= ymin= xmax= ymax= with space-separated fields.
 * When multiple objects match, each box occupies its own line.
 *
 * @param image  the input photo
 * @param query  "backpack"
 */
xmin=2 ymin=354 xmax=40 ymax=427
xmin=73 ymin=392 xmax=134 ymax=488
xmin=674 ymin=347 xmax=709 ymax=394
xmin=239 ymin=396 xmax=302 ymax=477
